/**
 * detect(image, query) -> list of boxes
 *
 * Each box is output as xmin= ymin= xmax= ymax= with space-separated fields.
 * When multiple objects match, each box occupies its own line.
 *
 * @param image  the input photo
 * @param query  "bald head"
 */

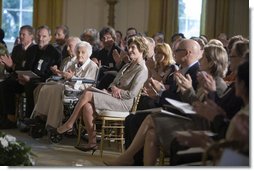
xmin=177 ymin=39 xmax=201 ymax=66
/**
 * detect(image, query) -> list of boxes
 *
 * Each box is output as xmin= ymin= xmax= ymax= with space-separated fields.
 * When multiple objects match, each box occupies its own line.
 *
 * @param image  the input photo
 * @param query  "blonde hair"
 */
xmin=203 ymin=44 xmax=228 ymax=77
xmin=154 ymin=43 xmax=175 ymax=71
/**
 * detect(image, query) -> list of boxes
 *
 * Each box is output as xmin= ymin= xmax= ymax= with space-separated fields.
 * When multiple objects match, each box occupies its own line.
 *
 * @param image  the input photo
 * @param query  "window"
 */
xmin=1 ymin=0 xmax=33 ymax=50
xmin=178 ymin=0 xmax=202 ymax=38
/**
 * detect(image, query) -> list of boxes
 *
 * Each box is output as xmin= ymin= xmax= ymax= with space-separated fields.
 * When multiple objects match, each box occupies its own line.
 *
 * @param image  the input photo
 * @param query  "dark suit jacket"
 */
xmin=159 ymin=62 xmax=200 ymax=106
xmin=94 ymin=43 xmax=122 ymax=70
xmin=209 ymin=83 xmax=243 ymax=140
xmin=26 ymin=44 xmax=62 ymax=82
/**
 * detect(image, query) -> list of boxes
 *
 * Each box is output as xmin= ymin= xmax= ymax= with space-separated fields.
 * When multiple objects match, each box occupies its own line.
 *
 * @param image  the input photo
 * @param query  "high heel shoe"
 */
xmin=57 ymin=124 xmax=73 ymax=134
xmin=75 ymin=144 xmax=98 ymax=155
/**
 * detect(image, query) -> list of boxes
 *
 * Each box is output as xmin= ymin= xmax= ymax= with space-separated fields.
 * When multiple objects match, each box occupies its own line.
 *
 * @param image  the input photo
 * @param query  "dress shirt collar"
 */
xmin=75 ymin=58 xmax=91 ymax=70
xmin=179 ymin=60 xmax=199 ymax=75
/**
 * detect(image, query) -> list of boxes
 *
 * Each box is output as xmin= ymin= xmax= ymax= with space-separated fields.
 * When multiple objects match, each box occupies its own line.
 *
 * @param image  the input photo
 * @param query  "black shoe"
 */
xmin=48 ymin=128 xmax=63 ymax=143
xmin=0 ymin=118 xmax=17 ymax=129
xmin=29 ymin=122 xmax=46 ymax=139
xmin=75 ymin=144 xmax=98 ymax=155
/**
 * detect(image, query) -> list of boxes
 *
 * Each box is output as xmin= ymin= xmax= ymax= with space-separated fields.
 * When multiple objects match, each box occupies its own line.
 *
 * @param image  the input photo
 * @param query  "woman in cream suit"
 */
xmin=57 ymin=36 xmax=148 ymax=151
xmin=32 ymin=39 xmax=98 ymax=130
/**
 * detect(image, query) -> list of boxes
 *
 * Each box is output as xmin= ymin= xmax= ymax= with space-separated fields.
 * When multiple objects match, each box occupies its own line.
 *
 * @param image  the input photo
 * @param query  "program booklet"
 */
xmin=16 ymin=70 xmax=40 ymax=78
xmin=131 ymin=107 xmax=191 ymax=120
xmin=165 ymin=98 xmax=196 ymax=114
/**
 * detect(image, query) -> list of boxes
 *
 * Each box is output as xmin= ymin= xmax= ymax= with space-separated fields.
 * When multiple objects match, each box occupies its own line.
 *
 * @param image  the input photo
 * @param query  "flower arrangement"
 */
xmin=0 ymin=131 xmax=35 ymax=166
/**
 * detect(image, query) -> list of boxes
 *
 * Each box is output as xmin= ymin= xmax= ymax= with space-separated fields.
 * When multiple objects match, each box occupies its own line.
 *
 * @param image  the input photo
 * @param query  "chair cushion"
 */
xmin=96 ymin=109 xmax=130 ymax=118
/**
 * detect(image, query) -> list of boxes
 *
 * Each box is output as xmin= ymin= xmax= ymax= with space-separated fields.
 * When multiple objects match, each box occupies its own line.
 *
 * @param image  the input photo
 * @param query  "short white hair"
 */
xmin=75 ymin=41 xmax=92 ymax=57
xmin=67 ymin=36 xmax=81 ymax=44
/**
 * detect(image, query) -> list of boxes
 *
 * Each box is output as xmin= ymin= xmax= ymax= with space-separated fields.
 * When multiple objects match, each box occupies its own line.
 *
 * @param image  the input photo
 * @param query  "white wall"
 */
xmin=62 ymin=0 xmax=149 ymax=38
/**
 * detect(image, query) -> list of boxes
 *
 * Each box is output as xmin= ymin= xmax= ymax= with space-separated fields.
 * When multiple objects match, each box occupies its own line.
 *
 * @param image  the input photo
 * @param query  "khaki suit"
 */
xmin=33 ymin=59 xmax=98 ymax=128
xmin=93 ymin=59 xmax=148 ymax=112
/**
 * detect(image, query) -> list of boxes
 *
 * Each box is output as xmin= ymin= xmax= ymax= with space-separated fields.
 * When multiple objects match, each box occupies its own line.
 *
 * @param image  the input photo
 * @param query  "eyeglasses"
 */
xmin=174 ymin=48 xmax=186 ymax=53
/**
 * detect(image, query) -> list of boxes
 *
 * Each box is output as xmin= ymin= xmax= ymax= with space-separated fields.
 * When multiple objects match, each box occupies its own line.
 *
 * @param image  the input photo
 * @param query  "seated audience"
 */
xmin=139 ymin=42 xmax=178 ymax=109
xmin=0 ymin=28 xmax=7 ymax=48
xmin=153 ymin=32 xmax=165 ymax=45
xmin=0 ymin=25 xmax=35 ymax=128
xmin=175 ymin=44 xmax=228 ymax=103
xmin=92 ymin=26 xmax=123 ymax=89
xmin=57 ymin=36 xmax=148 ymax=152
xmin=217 ymin=32 xmax=228 ymax=50
xmin=80 ymin=28 xmax=101 ymax=59
xmin=53 ymin=25 xmax=69 ymax=60
xmin=199 ymin=35 xmax=208 ymax=44
xmin=20 ymin=25 xmax=61 ymax=118
xmin=106 ymin=40 xmax=228 ymax=166
xmin=168 ymin=41 xmax=249 ymax=165
xmin=123 ymin=39 xmax=201 ymax=165
xmin=31 ymin=39 xmax=98 ymax=133
xmin=115 ymin=30 xmax=125 ymax=50
xmin=192 ymin=40 xmax=249 ymax=138
xmin=176 ymin=59 xmax=249 ymax=165
xmin=170 ymin=33 xmax=185 ymax=48
xmin=207 ymin=39 xmax=224 ymax=47
xmin=124 ymin=27 xmax=138 ymax=42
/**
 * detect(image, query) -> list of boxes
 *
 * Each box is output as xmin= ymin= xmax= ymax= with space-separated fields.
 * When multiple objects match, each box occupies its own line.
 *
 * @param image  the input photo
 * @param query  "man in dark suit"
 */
xmin=0 ymin=25 xmax=35 ymax=128
xmin=0 ymin=25 xmax=61 ymax=129
xmin=22 ymin=25 xmax=61 ymax=118
xmin=124 ymin=39 xmax=201 ymax=165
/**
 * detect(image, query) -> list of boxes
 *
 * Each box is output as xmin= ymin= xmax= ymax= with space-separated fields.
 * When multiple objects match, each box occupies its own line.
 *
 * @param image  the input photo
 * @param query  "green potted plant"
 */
xmin=0 ymin=131 xmax=35 ymax=166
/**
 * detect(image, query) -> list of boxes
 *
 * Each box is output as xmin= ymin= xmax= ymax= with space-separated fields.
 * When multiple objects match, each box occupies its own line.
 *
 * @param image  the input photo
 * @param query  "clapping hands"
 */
xmin=0 ymin=54 xmax=13 ymax=68
xmin=192 ymin=99 xmax=226 ymax=121
xmin=197 ymin=71 xmax=216 ymax=93
xmin=174 ymin=72 xmax=192 ymax=93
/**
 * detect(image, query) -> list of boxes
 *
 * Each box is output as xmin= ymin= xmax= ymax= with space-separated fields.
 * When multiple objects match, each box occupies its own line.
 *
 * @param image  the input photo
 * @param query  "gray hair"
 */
xmin=67 ymin=36 xmax=81 ymax=44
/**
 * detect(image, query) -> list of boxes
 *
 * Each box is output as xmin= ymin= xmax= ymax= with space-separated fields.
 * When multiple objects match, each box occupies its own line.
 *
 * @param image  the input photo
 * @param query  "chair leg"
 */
xmin=120 ymin=126 xmax=124 ymax=153
xmin=76 ymin=119 xmax=82 ymax=146
xmin=100 ymin=119 xmax=105 ymax=157
xmin=159 ymin=148 xmax=165 ymax=165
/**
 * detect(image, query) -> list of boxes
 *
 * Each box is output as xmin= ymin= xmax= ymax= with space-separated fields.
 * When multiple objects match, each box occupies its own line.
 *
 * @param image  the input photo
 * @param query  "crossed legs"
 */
xmin=57 ymin=90 xmax=94 ymax=134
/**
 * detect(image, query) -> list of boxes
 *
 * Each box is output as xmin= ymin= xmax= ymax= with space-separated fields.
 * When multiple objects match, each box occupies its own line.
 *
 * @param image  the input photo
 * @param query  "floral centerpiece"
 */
xmin=0 ymin=131 xmax=35 ymax=166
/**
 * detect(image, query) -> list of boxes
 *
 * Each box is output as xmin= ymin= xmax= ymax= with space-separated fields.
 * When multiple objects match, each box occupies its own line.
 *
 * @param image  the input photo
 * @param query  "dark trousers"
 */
xmin=24 ymin=81 xmax=39 ymax=118
xmin=0 ymin=76 xmax=24 ymax=118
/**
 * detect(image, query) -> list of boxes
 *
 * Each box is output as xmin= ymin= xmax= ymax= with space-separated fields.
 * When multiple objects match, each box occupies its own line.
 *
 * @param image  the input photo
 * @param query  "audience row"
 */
xmin=0 ymin=24 xmax=249 ymax=166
